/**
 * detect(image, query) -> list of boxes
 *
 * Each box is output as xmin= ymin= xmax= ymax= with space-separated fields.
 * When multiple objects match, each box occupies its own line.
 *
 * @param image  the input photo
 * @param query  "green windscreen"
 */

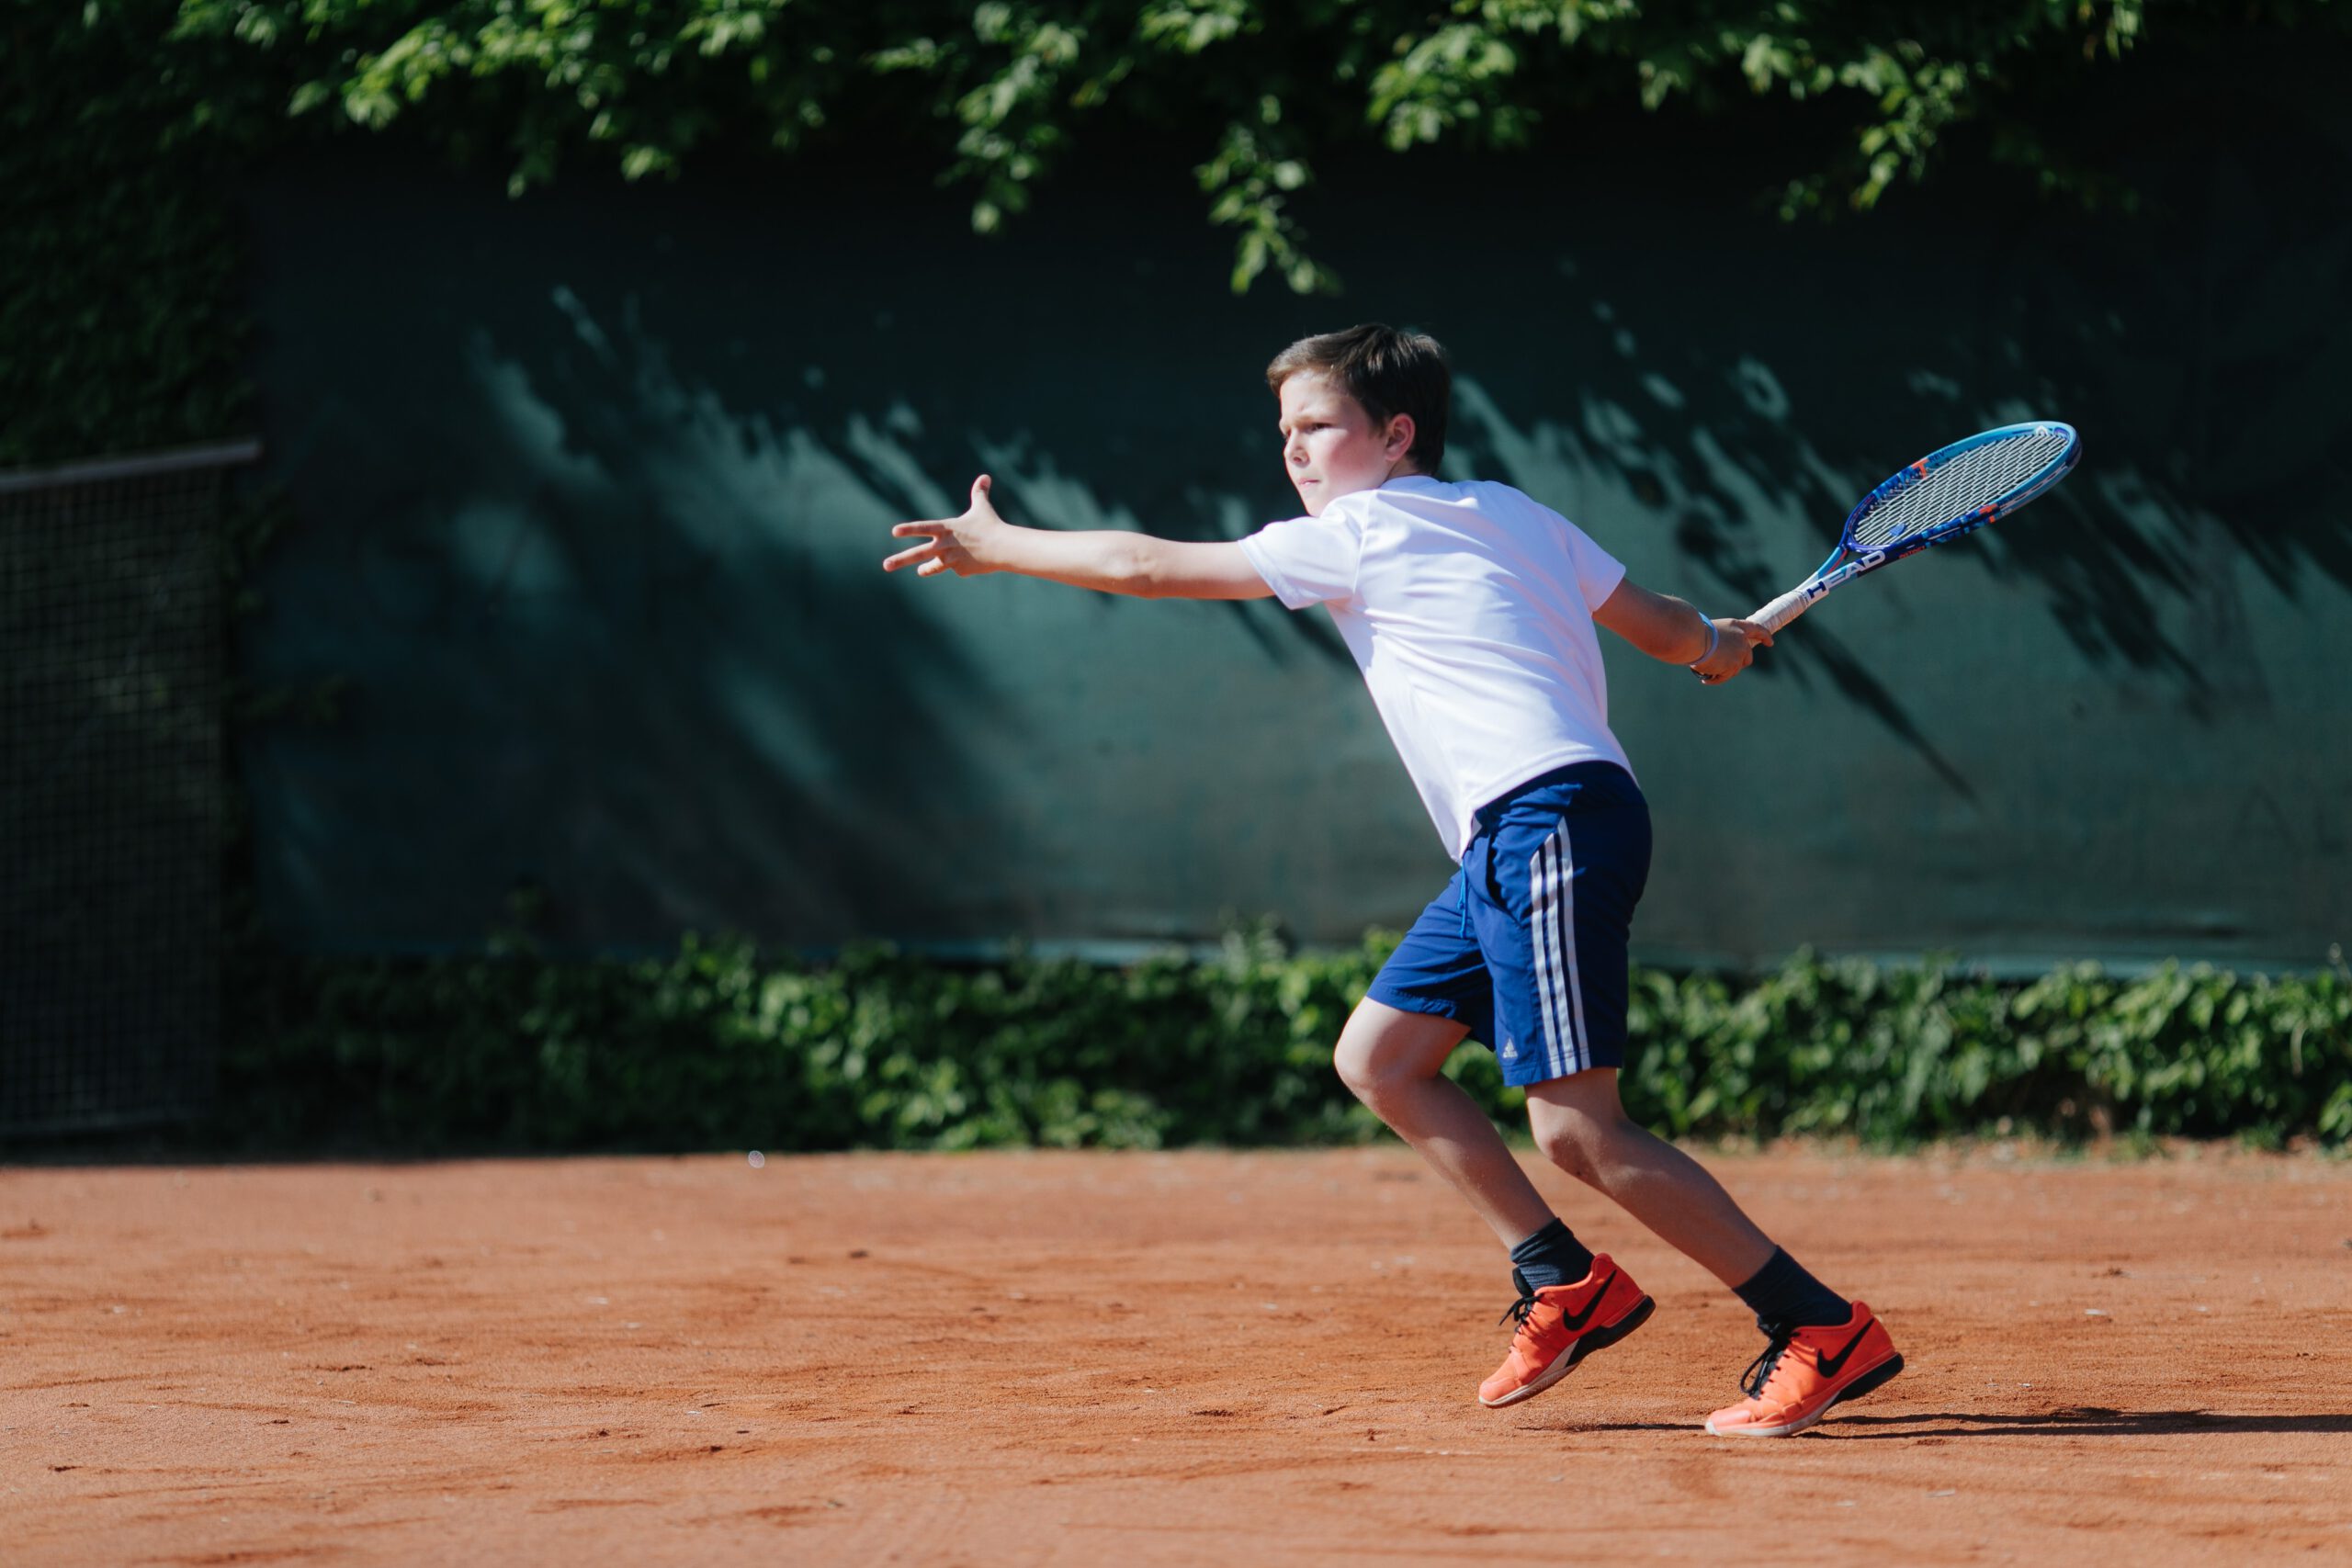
xmin=232 ymin=106 xmax=2352 ymax=972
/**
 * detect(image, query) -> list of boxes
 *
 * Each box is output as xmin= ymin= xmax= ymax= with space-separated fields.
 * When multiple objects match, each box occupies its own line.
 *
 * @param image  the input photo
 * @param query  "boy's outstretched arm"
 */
xmin=883 ymin=475 xmax=1272 ymax=601
xmin=1593 ymin=578 xmax=1772 ymax=685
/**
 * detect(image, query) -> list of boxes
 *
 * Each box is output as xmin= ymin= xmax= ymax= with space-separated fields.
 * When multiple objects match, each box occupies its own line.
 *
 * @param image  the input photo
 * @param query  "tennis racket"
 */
xmin=1749 ymin=422 xmax=2081 ymax=634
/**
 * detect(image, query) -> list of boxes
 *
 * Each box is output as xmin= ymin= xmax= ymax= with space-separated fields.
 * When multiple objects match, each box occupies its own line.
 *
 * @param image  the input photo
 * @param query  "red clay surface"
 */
xmin=5 ymin=1146 xmax=2350 ymax=1565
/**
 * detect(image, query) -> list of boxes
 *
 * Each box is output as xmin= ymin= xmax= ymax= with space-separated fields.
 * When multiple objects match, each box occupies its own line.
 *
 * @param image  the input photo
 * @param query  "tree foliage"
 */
xmin=6 ymin=0 xmax=2343 ymax=466
xmin=0 ymin=2 xmax=267 ymax=464
xmin=165 ymin=1 xmax=2342 ymax=294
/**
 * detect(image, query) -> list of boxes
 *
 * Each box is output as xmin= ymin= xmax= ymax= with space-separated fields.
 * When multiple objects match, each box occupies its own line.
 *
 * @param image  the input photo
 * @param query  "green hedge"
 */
xmin=214 ymin=931 xmax=2352 ymax=1154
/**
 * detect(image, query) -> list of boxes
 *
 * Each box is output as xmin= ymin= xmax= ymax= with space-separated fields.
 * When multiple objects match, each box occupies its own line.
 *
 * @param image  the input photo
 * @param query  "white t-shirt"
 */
xmin=1238 ymin=475 xmax=1632 ymax=862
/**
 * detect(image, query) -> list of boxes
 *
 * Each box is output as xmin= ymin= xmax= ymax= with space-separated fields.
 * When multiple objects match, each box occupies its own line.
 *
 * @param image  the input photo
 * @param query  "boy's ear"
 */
xmin=1385 ymin=412 xmax=1417 ymax=461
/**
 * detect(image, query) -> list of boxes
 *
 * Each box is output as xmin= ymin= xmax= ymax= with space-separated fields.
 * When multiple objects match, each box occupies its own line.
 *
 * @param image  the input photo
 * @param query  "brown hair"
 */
xmin=1265 ymin=323 xmax=1452 ymax=474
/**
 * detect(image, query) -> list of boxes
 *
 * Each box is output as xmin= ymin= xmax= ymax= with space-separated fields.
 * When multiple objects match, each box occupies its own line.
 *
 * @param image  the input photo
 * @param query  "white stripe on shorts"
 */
xmin=1532 ymin=833 xmax=1589 ymax=1077
xmin=1529 ymin=837 xmax=1567 ymax=1077
xmin=1530 ymin=832 xmax=1589 ymax=1075
xmin=1555 ymin=829 xmax=1592 ymax=1073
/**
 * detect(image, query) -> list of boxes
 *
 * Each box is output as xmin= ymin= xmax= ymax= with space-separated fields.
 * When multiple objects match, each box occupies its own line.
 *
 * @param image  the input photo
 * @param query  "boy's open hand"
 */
xmin=1693 ymin=618 xmax=1772 ymax=684
xmin=884 ymin=475 xmax=1007 ymax=579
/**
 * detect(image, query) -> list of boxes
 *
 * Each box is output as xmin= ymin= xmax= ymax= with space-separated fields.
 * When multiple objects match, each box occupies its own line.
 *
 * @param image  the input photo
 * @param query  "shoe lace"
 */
xmin=1497 ymin=1267 xmax=1538 ymax=1332
xmin=1739 ymin=1327 xmax=1798 ymax=1399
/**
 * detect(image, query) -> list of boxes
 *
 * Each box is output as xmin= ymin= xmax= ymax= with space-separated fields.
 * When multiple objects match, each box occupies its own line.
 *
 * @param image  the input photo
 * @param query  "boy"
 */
xmin=881 ymin=323 xmax=1902 ymax=1438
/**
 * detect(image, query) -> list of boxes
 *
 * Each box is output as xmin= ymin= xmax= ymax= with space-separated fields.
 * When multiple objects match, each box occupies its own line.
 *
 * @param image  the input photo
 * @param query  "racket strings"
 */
xmin=1851 ymin=429 xmax=2073 ymax=549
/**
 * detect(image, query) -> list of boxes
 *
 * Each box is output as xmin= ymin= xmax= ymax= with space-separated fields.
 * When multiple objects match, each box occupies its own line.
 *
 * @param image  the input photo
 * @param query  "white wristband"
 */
xmin=1689 ymin=614 xmax=1719 ymax=670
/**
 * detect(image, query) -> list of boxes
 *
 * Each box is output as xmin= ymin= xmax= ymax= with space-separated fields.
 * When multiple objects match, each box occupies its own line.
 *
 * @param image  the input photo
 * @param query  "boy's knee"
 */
xmin=1532 ymin=1119 xmax=1600 ymax=1184
xmin=1331 ymin=1034 xmax=1431 ymax=1111
xmin=1530 ymin=1096 xmax=1635 ymax=1185
xmin=1330 ymin=1001 xmax=1466 ymax=1112
xmin=1331 ymin=1036 xmax=1402 ymax=1107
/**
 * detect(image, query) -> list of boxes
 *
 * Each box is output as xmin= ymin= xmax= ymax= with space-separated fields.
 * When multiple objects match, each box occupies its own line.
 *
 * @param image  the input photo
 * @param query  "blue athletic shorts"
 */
xmin=1365 ymin=761 xmax=1652 ymax=1087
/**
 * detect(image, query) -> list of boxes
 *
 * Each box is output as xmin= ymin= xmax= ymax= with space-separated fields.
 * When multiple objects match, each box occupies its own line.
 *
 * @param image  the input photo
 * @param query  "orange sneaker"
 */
xmin=1703 ymin=1302 xmax=1904 ymax=1438
xmin=1478 ymin=1254 xmax=1654 ymax=1408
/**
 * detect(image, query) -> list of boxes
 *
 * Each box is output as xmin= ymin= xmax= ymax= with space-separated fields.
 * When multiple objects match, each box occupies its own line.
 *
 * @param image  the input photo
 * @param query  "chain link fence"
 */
xmin=2 ymin=440 xmax=257 ymax=1137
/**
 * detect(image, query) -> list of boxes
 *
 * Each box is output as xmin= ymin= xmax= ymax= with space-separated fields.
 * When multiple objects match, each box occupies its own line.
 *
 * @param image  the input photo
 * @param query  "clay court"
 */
xmin=6 ymin=1145 xmax=2348 ymax=1565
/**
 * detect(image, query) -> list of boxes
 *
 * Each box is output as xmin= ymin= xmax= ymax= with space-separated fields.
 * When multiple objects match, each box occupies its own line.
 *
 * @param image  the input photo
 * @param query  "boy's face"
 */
xmin=1277 ymin=372 xmax=1415 ymax=516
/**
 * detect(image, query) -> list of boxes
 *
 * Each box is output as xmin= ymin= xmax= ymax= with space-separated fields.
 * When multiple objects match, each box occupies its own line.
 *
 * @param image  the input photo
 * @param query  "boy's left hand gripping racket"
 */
xmin=1750 ymin=422 xmax=2081 ymax=634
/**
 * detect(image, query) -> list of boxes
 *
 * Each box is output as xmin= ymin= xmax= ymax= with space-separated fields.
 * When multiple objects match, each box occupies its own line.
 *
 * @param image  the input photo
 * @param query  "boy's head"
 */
xmin=1266 ymin=324 xmax=1451 ymax=515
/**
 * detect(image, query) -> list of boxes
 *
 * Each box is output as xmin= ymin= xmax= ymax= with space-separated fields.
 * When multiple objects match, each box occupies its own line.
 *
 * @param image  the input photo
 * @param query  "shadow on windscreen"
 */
xmin=247 ymin=41 xmax=2351 ymax=944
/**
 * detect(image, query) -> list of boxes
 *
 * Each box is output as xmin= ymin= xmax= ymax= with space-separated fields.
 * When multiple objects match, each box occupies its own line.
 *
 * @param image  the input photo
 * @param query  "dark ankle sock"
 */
xmin=1733 ymin=1247 xmax=1850 ymax=1333
xmin=1508 ymin=1218 xmax=1596 ymax=1292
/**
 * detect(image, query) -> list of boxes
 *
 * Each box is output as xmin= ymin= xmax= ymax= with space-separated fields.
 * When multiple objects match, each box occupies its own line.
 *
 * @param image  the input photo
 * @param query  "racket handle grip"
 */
xmin=1749 ymin=584 xmax=1818 ymax=636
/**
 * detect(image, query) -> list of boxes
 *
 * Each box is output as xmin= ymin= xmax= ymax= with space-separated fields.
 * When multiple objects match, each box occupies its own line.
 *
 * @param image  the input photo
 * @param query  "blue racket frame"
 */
xmin=1754 ymin=421 xmax=2080 ymax=635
